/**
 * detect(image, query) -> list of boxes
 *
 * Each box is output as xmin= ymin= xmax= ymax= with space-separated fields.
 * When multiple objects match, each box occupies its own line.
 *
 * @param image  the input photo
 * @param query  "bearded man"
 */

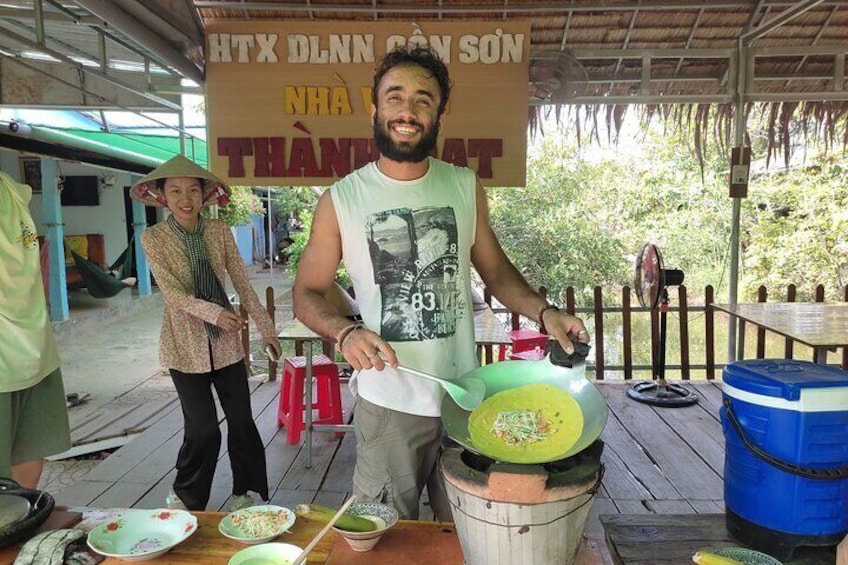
xmin=292 ymin=45 xmax=589 ymax=520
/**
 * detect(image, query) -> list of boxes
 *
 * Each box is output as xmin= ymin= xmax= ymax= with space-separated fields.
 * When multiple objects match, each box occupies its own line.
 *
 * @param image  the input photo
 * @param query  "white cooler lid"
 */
xmin=723 ymin=359 xmax=848 ymax=411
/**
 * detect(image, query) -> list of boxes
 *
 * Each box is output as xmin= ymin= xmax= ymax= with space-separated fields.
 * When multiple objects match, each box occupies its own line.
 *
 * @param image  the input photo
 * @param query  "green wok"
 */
xmin=441 ymin=358 xmax=608 ymax=464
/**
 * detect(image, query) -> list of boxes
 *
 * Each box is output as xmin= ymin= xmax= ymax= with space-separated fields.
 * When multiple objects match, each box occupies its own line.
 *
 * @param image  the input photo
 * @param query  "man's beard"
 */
xmin=373 ymin=118 xmax=440 ymax=163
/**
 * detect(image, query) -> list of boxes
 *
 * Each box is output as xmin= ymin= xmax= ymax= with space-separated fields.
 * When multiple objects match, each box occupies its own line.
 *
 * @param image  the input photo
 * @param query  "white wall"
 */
xmin=0 ymin=148 xmax=136 ymax=262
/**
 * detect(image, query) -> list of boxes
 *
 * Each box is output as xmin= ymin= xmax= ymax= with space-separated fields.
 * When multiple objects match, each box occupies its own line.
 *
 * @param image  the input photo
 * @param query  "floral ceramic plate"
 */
xmin=713 ymin=547 xmax=783 ymax=565
xmin=219 ymin=505 xmax=295 ymax=544
xmin=228 ymin=542 xmax=303 ymax=565
xmin=87 ymin=509 xmax=197 ymax=562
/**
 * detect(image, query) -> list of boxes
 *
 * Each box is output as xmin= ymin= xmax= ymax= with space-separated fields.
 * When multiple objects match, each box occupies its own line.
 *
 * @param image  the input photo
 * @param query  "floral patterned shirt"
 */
xmin=141 ymin=217 xmax=276 ymax=374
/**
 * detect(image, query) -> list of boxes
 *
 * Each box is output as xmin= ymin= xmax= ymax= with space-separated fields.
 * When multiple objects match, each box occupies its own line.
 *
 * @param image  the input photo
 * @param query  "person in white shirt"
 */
xmin=292 ymin=45 xmax=590 ymax=520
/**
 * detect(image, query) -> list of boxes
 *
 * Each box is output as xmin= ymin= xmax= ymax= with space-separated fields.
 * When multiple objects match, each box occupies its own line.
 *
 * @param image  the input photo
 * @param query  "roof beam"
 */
xmin=558 ymin=2 xmax=574 ymax=50
xmin=0 ymin=0 xmax=173 ymax=73
xmin=783 ymin=5 xmax=839 ymax=89
xmin=0 ymin=18 xmax=101 ymax=65
xmin=553 ymin=46 xmax=846 ymax=59
xmin=0 ymin=26 xmax=182 ymax=110
xmin=70 ymin=0 xmax=204 ymax=84
xmin=0 ymin=6 xmax=98 ymax=23
xmin=0 ymin=54 xmax=197 ymax=134
xmin=43 ymin=0 xmax=83 ymax=23
xmin=741 ymin=0 xmax=826 ymax=44
xmin=609 ymin=5 xmax=640 ymax=92
xmin=568 ymin=48 xmax=732 ymax=59
xmin=672 ymin=8 xmax=703 ymax=77
xmin=193 ymin=1 xmax=844 ymax=13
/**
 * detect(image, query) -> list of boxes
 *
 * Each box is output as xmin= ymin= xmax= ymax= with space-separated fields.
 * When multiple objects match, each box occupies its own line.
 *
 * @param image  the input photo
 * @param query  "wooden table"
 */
xmin=713 ymin=302 xmax=848 ymax=364
xmin=280 ymin=307 xmax=511 ymax=467
xmin=2 ymin=510 xmax=464 ymax=564
xmin=600 ymin=513 xmax=836 ymax=564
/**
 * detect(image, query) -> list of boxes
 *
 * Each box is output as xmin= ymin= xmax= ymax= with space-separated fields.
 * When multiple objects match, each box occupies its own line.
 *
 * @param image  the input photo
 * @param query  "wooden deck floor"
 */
xmin=53 ymin=379 xmax=726 ymax=557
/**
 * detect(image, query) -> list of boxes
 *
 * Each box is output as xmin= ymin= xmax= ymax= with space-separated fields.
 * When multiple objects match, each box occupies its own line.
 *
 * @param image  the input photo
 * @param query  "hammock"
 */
xmin=108 ymin=237 xmax=135 ymax=280
xmin=68 ymin=239 xmax=135 ymax=299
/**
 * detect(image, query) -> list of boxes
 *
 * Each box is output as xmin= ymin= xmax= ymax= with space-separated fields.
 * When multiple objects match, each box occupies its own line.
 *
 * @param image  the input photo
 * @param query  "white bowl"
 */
xmin=87 ymin=509 xmax=197 ymax=561
xmin=228 ymin=542 xmax=303 ymax=565
xmin=218 ymin=505 xmax=295 ymax=545
xmin=331 ymin=502 xmax=399 ymax=552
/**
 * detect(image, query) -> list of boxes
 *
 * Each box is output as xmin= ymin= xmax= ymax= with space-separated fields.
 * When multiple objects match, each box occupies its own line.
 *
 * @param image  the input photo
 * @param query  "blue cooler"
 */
xmin=721 ymin=360 xmax=848 ymax=561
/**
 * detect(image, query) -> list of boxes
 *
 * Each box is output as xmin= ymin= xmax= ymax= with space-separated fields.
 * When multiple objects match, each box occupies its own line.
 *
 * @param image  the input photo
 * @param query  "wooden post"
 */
xmin=705 ymin=285 xmax=715 ymax=379
xmin=622 ymin=287 xmax=633 ymax=381
xmin=814 ymin=285 xmax=826 ymax=363
xmin=565 ymin=287 xmax=575 ymax=316
xmin=266 ymin=286 xmax=277 ymax=381
xmin=593 ymin=286 xmax=604 ymax=380
xmin=784 ymin=284 xmax=796 ymax=359
xmin=756 ymin=286 xmax=767 ymax=359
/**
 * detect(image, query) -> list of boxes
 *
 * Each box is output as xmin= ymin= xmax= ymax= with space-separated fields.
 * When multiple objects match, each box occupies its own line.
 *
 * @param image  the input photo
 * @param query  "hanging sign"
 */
xmin=729 ymin=146 xmax=751 ymax=198
xmin=205 ymin=21 xmax=530 ymax=186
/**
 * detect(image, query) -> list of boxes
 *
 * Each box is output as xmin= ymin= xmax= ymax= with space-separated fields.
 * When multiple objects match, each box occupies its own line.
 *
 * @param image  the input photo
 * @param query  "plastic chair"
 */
xmin=278 ymin=354 xmax=342 ymax=444
xmin=510 ymin=347 xmax=547 ymax=361
xmin=499 ymin=329 xmax=549 ymax=361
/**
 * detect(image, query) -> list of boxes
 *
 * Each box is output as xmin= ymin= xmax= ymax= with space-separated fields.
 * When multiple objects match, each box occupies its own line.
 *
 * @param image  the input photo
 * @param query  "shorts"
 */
xmin=351 ymin=396 xmax=451 ymax=520
xmin=0 ymin=367 xmax=71 ymax=477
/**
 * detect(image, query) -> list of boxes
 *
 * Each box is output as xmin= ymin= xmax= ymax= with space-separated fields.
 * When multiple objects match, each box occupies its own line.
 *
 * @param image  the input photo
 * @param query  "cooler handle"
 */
xmin=724 ymin=398 xmax=848 ymax=480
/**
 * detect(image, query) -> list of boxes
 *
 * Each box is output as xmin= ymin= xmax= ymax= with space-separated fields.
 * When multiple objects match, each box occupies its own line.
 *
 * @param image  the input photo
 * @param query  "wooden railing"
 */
xmin=246 ymin=284 xmax=848 ymax=382
xmin=485 ymin=284 xmax=848 ymax=380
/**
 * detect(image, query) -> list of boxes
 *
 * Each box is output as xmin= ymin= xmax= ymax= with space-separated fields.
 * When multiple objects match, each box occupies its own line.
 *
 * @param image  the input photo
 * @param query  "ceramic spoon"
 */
xmin=396 ymin=365 xmax=486 ymax=411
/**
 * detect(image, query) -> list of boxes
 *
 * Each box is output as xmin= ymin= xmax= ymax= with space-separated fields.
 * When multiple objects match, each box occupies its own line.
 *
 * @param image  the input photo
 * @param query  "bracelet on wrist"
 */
xmin=336 ymin=324 xmax=358 ymax=343
xmin=538 ymin=304 xmax=559 ymax=334
xmin=338 ymin=323 xmax=363 ymax=352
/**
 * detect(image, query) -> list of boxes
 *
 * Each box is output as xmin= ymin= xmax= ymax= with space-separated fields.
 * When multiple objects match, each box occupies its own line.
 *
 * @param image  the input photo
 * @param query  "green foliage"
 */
xmin=740 ymin=156 xmax=848 ymax=301
xmin=273 ymin=186 xmax=316 ymax=218
xmin=491 ymin=123 xmax=734 ymax=305
xmin=285 ymin=206 xmax=351 ymax=288
xmin=218 ymin=185 xmax=265 ymax=226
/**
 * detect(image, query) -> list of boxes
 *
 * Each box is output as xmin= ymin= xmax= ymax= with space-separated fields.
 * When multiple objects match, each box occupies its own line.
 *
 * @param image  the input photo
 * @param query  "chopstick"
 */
xmin=291 ymin=495 xmax=357 ymax=565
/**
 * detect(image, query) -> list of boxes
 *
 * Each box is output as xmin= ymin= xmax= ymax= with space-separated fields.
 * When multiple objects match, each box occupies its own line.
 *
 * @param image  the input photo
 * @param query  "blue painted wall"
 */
xmin=231 ymin=214 xmax=266 ymax=265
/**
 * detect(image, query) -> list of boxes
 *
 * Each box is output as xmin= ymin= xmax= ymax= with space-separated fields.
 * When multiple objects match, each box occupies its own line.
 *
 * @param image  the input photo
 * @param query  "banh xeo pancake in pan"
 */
xmin=468 ymin=383 xmax=584 ymax=463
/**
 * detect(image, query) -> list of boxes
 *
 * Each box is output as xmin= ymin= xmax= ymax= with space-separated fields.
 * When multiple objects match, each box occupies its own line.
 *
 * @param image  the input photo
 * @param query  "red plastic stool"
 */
xmin=278 ymin=354 xmax=342 ymax=444
xmin=510 ymin=347 xmax=547 ymax=361
xmin=499 ymin=329 xmax=549 ymax=360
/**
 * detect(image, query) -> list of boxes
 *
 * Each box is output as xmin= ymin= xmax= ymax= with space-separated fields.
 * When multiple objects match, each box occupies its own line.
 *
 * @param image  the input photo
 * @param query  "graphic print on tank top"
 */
xmin=367 ymin=206 xmax=463 ymax=341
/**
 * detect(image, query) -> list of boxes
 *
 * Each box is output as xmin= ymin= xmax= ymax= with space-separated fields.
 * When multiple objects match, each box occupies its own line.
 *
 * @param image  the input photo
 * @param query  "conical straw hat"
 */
xmin=129 ymin=155 xmax=231 ymax=208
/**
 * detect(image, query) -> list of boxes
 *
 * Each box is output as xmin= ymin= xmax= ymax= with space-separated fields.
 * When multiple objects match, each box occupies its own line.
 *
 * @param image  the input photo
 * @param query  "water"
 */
xmin=575 ymin=312 xmax=829 ymax=380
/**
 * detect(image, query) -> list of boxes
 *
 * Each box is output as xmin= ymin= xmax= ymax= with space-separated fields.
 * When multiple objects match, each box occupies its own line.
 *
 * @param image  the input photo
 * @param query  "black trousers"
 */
xmin=169 ymin=360 xmax=268 ymax=510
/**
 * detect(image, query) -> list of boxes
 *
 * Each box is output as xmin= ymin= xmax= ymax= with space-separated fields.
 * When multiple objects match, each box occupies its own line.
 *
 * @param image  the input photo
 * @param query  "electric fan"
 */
xmin=627 ymin=243 xmax=698 ymax=407
xmin=529 ymin=50 xmax=588 ymax=103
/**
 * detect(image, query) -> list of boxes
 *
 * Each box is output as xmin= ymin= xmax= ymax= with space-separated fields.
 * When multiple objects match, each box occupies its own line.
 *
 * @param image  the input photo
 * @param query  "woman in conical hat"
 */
xmin=131 ymin=155 xmax=280 ymax=512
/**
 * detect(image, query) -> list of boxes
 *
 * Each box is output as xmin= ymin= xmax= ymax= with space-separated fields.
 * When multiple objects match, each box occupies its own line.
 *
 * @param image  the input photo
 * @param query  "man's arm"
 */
xmin=292 ymin=191 xmax=396 ymax=370
xmin=292 ymin=191 xmax=349 ymax=338
xmin=470 ymin=179 xmax=587 ymax=353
